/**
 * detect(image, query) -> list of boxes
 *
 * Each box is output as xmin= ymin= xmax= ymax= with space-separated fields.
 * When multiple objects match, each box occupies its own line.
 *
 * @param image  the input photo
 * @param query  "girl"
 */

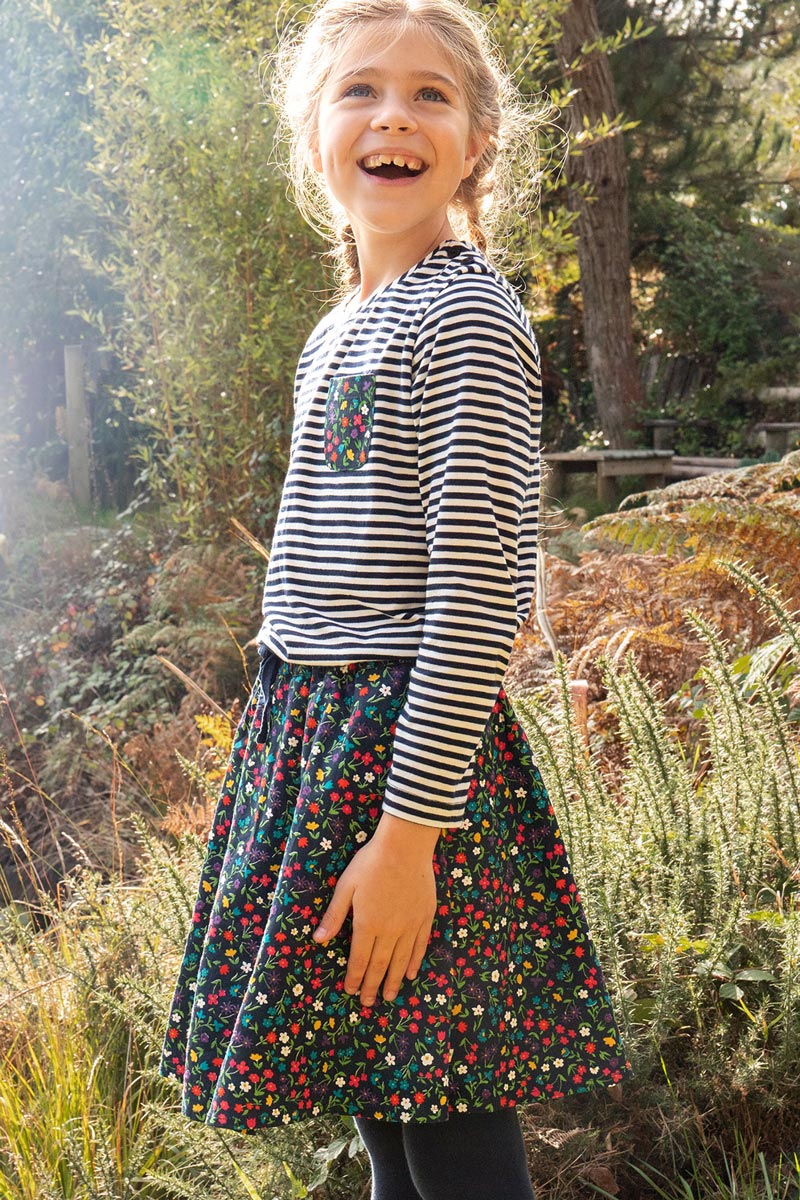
xmin=161 ymin=1 xmax=630 ymax=1196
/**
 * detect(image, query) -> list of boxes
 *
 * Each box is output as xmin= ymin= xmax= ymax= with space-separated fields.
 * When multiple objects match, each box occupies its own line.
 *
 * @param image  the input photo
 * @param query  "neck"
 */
xmin=353 ymin=218 xmax=457 ymax=302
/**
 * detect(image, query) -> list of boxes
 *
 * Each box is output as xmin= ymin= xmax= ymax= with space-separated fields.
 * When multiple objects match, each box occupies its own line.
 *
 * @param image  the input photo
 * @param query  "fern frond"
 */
xmin=586 ymin=452 xmax=800 ymax=598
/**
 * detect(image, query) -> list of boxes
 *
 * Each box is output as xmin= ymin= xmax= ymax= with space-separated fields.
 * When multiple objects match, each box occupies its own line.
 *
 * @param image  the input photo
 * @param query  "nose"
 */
xmin=370 ymin=92 xmax=417 ymax=134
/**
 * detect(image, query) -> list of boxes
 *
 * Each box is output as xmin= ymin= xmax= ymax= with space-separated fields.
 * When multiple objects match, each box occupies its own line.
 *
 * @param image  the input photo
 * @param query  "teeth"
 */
xmin=362 ymin=153 xmax=423 ymax=171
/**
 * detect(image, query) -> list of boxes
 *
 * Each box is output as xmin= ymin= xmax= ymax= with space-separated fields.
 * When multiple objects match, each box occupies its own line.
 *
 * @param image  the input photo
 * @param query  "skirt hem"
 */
xmin=161 ymin=1063 xmax=633 ymax=1131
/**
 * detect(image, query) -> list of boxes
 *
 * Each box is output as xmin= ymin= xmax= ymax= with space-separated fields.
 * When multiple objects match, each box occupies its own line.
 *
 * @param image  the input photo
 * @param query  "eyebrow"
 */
xmin=334 ymin=67 xmax=460 ymax=92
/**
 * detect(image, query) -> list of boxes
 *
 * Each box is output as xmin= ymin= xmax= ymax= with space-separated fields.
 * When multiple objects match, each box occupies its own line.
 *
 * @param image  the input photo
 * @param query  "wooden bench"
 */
xmin=670 ymin=456 xmax=739 ymax=479
xmin=544 ymin=449 xmax=674 ymax=504
xmin=752 ymin=423 xmax=800 ymax=455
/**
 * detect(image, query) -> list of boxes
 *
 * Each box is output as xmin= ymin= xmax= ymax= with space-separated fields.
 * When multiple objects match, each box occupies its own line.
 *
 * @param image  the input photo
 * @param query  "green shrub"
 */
xmin=513 ymin=566 xmax=800 ymax=1178
xmin=74 ymin=0 xmax=326 ymax=536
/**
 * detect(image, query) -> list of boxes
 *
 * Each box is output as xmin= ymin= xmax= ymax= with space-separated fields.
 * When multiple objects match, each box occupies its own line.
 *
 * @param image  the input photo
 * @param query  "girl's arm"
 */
xmin=384 ymin=272 xmax=542 ymax=830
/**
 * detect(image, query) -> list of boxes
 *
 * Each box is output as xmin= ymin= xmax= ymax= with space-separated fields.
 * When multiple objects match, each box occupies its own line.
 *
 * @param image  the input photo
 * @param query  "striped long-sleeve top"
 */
xmin=256 ymin=240 xmax=542 ymax=828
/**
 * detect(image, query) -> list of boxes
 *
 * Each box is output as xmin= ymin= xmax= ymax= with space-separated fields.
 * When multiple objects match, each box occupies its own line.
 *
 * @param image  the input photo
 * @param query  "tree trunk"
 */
xmin=557 ymin=0 xmax=644 ymax=448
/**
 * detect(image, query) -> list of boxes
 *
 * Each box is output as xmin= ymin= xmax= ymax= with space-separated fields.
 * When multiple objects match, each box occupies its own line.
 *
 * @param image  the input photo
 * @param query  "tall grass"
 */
xmin=0 ymin=832 xmax=366 ymax=1199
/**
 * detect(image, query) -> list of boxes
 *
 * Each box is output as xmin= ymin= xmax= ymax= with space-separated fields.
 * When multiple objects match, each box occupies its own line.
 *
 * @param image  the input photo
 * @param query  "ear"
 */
xmin=462 ymin=128 xmax=491 ymax=180
xmin=309 ymin=136 xmax=323 ymax=174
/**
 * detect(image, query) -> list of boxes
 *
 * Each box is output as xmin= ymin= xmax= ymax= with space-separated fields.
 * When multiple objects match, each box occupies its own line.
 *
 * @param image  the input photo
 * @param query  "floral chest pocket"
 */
xmin=324 ymin=373 xmax=376 ymax=471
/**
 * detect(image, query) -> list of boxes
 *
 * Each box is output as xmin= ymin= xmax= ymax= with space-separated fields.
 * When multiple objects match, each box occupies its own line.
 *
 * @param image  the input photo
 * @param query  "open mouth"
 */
xmin=359 ymin=153 xmax=426 ymax=180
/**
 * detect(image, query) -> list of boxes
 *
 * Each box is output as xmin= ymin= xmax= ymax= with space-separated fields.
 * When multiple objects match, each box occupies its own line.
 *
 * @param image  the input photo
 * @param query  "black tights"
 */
xmin=356 ymin=1110 xmax=536 ymax=1200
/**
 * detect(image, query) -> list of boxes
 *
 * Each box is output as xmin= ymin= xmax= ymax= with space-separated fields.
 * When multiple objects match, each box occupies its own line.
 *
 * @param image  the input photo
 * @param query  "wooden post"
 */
xmin=569 ymin=679 xmax=590 ymax=747
xmin=64 ymin=344 xmax=91 ymax=510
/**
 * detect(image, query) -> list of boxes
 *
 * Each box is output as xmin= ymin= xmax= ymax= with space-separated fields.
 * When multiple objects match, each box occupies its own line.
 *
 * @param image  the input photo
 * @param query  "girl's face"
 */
xmin=311 ymin=22 xmax=484 ymax=252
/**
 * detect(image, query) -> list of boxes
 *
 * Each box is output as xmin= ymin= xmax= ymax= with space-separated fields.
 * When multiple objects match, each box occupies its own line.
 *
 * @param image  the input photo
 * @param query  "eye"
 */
xmin=418 ymin=86 xmax=447 ymax=102
xmin=343 ymin=82 xmax=374 ymax=98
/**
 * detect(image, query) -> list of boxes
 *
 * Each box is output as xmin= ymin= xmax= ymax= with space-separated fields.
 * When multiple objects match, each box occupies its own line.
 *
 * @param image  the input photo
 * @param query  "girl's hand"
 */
xmin=313 ymin=814 xmax=440 ymax=1007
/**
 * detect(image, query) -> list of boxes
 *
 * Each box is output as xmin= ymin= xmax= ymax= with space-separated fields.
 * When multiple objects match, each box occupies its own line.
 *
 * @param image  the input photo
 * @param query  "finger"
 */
xmin=405 ymin=921 xmax=433 ymax=980
xmin=344 ymin=929 xmax=376 ymax=996
xmin=314 ymin=877 xmax=354 ymax=942
xmin=357 ymin=946 xmax=396 ymax=1007
xmin=381 ymin=936 xmax=415 ymax=1002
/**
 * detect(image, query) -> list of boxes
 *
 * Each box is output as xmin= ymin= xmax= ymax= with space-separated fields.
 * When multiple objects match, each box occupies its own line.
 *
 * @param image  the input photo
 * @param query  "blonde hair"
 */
xmin=269 ymin=0 xmax=544 ymax=286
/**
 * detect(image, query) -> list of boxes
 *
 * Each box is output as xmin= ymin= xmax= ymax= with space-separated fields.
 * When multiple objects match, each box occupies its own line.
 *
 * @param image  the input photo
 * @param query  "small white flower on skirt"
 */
xmin=456 ymin=1064 xmax=468 ymax=1075
xmin=457 ymin=928 xmax=468 ymax=939
xmin=536 ymin=938 xmax=548 ymax=949
xmin=401 ymin=1111 xmax=412 ymax=1122
xmin=580 ymin=1025 xmax=591 ymax=1037
xmin=491 ymin=970 xmax=500 ymax=982
xmin=421 ymin=1053 xmax=434 ymax=1066
xmin=240 ymin=1081 xmax=251 ymax=1092
xmin=554 ymin=1058 xmax=564 ymax=1068
xmin=321 ymin=838 xmax=332 ymax=850
xmin=590 ymin=1065 xmax=600 ymax=1074
xmin=472 ymin=1005 xmax=484 ymax=1016
xmin=335 ymin=1076 xmax=346 ymax=1087
xmin=436 ymin=994 xmax=446 ymax=1005
xmin=355 ymin=831 xmax=368 ymax=843
xmin=386 ymin=1054 xmax=395 ymax=1065
xmin=515 ymin=787 xmax=526 ymax=798
xmin=380 ymin=684 xmax=392 ymax=695
xmin=279 ymin=1032 xmax=289 ymax=1042
xmin=349 ymin=1011 xmax=360 ymax=1024
xmin=541 ymin=1062 xmax=551 ymax=1072
xmin=457 ymin=1102 xmax=468 ymax=1112
xmin=463 ymin=875 xmax=472 ymax=886
xmin=578 ymin=988 xmax=588 ymax=999
xmin=293 ymin=984 xmax=303 ymax=996
xmin=365 ymin=772 xmax=375 ymax=782
xmin=510 ymin=845 xmax=519 ymax=856
xmin=256 ymin=992 xmax=268 ymax=1004
xmin=281 ymin=1044 xmax=292 ymax=1056
xmin=401 ymin=1098 xmax=412 ymax=1109
xmin=509 ymin=1070 xmax=516 ymax=1081
xmin=313 ymin=999 xmax=323 ymax=1011
xmin=282 ymin=1113 xmax=291 ymax=1123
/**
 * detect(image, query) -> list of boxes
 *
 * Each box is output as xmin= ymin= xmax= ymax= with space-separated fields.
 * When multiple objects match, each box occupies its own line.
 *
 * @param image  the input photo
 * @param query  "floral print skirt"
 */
xmin=160 ymin=649 xmax=630 ymax=1129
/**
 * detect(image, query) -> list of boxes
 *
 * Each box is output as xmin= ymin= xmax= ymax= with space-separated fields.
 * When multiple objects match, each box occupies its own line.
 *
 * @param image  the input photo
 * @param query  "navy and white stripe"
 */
xmin=257 ymin=241 xmax=542 ymax=827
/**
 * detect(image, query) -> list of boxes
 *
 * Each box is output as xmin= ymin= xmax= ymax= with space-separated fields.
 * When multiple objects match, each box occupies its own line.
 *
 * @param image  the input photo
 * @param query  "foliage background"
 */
xmin=1 ymin=0 xmax=800 ymax=1196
